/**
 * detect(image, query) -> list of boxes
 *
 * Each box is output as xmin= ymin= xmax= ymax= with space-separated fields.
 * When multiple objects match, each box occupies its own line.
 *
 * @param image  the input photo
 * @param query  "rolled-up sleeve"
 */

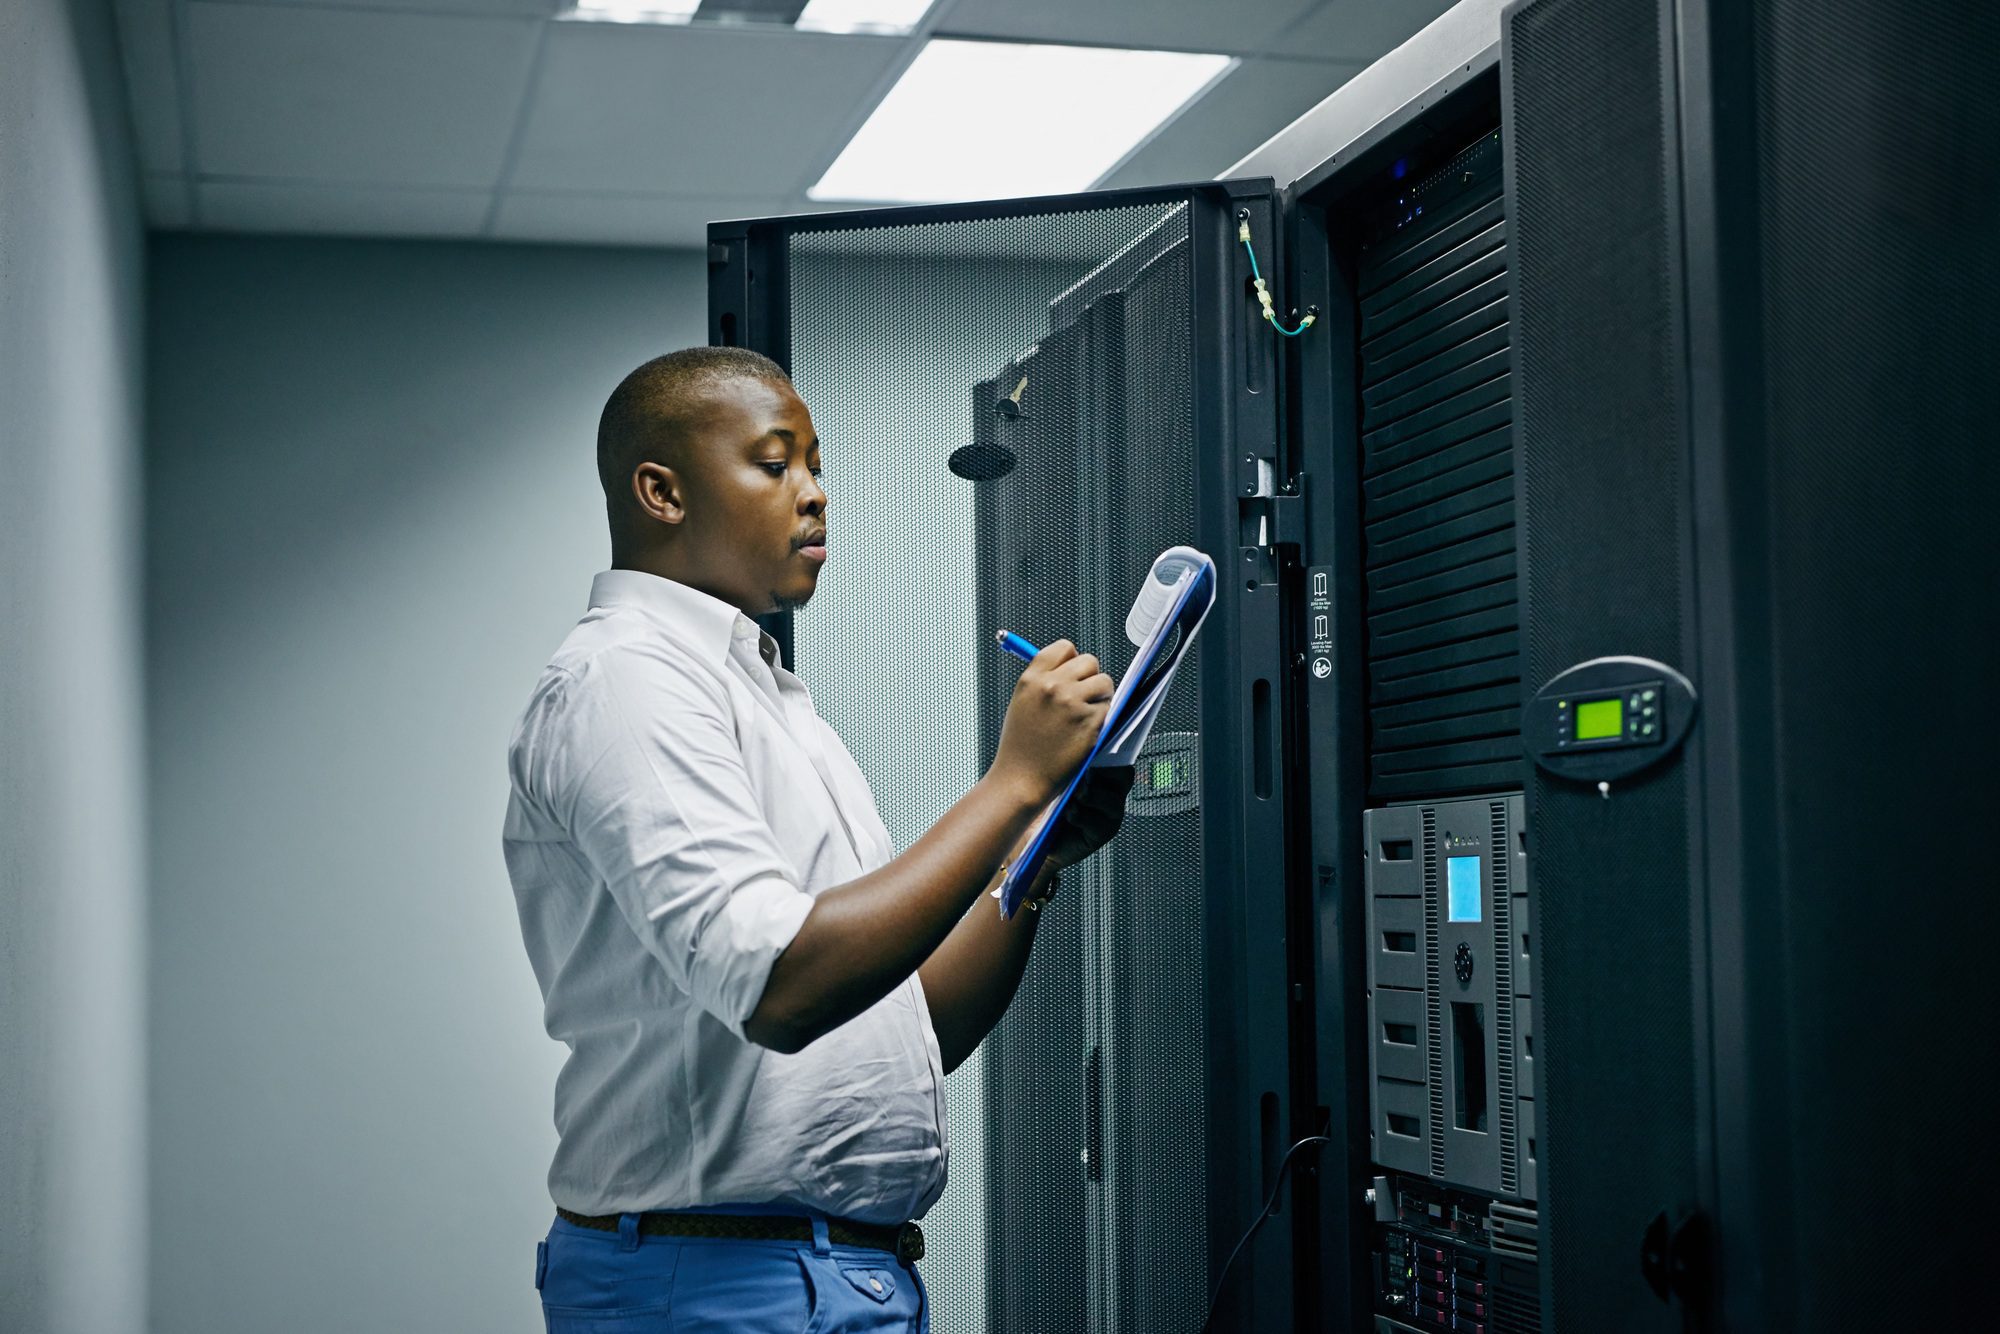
xmin=520 ymin=645 xmax=816 ymax=1038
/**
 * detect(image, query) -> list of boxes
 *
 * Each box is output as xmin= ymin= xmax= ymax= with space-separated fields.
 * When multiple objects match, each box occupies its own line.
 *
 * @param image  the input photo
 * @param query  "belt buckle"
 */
xmin=895 ymin=1222 xmax=925 ymax=1264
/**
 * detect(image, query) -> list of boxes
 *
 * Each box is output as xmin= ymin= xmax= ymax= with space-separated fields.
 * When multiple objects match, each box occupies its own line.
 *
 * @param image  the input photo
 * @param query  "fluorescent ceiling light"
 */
xmin=563 ymin=0 xmax=700 ymax=25
xmin=796 ymin=0 xmax=935 ymax=35
xmin=567 ymin=1 xmax=928 ymax=31
xmin=810 ymin=40 xmax=1233 ymax=204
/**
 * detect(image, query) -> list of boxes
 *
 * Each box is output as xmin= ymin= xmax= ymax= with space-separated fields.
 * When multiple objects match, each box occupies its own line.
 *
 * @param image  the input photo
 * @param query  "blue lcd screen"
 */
xmin=1447 ymin=855 xmax=1482 ymax=923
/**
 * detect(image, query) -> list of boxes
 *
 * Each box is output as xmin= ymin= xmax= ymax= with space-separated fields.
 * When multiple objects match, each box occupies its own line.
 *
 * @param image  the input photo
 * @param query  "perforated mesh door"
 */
xmin=1742 ymin=1 xmax=2000 ymax=1324
xmin=1506 ymin=0 xmax=1698 ymax=1330
xmin=784 ymin=201 xmax=1208 ymax=1334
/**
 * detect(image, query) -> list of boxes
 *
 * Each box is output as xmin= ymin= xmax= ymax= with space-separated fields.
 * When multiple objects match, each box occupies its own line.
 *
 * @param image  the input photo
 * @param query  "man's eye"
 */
xmin=809 ymin=465 xmax=824 ymax=479
xmin=759 ymin=462 xmax=787 ymax=476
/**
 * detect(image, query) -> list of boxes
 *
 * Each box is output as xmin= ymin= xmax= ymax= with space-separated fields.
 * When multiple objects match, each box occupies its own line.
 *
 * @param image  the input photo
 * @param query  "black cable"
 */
xmin=1199 ymin=1134 xmax=1332 ymax=1334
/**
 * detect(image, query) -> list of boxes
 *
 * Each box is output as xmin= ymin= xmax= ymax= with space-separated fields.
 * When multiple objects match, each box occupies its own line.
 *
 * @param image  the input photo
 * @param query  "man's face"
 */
xmin=669 ymin=377 xmax=828 ymax=616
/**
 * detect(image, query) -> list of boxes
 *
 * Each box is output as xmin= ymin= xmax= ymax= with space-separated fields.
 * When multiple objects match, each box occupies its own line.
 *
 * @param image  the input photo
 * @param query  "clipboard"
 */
xmin=997 ymin=547 xmax=1217 ymax=917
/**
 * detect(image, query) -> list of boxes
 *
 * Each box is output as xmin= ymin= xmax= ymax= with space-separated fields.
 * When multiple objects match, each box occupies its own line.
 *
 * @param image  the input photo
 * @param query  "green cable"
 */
xmin=1236 ymin=213 xmax=1317 ymax=337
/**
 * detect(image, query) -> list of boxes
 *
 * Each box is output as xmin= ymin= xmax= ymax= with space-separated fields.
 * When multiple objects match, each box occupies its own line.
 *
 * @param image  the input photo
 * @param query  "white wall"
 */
xmin=0 ymin=1 xmax=148 ymax=1331
xmin=145 ymin=235 xmax=708 ymax=1334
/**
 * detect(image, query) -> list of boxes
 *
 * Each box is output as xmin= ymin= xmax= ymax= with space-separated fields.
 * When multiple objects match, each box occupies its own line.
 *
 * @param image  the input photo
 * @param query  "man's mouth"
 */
xmin=795 ymin=531 xmax=828 ymax=563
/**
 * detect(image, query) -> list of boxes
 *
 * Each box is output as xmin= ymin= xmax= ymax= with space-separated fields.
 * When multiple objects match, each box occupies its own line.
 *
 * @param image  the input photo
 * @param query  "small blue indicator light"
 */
xmin=1393 ymin=157 xmax=1409 ymax=180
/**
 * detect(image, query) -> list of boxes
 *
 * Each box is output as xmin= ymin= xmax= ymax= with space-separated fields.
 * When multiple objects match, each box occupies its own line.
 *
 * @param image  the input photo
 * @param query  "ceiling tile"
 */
xmin=1099 ymin=57 xmax=1363 ymax=190
xmin=196 ymin=180 xmax=493 ymax=237
xmin=507 ymin=23 xmax=909 ymax=195
xmin=185 ymin=3 xmax=541 ymax=187
xmin=1262 ymin=0 xmax=1461 ymax=62
xmin=112 ymin=0 xmax=186 ymax=173
xmin=142 ymin=172 xmax=194 ymax=228
xmin=936 ymin=0 xmax=1317 ymax=56
xmin=489 ymin=192 xmax=794 ymax=248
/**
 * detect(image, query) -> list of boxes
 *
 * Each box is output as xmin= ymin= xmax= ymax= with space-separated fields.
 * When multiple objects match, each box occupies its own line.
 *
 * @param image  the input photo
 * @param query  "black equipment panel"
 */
xmin=1505 ymin=0 xmax=1703 ymax=1330
xmin=1679 ymin=0 xmax=2000 ymax=1328
xmin=1355 ymin=130 xmax=1525 ymax=804
xmin=1371 ymin=1176 xmax=1543 ymax=1334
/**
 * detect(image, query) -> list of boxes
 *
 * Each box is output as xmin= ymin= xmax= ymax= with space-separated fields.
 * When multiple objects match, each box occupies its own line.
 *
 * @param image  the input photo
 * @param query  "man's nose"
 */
xmin=799 ymin=475 xmax=827 ymax=513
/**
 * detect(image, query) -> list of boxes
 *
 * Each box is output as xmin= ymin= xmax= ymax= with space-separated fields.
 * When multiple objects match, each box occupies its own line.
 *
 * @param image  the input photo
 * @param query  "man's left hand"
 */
xmin=1039 ymin=765 xmax=1136 ymax=872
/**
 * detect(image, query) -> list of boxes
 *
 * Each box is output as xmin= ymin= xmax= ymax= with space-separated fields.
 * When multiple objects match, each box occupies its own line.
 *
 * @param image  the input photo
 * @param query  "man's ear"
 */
xmin=631 ymin=461 xmax=686 ymax=526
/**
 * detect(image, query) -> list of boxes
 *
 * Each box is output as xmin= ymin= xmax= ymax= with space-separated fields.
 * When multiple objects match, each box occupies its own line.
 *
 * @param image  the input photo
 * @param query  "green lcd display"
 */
xmin=1574 ymin=697 xmax=1624 ymax=740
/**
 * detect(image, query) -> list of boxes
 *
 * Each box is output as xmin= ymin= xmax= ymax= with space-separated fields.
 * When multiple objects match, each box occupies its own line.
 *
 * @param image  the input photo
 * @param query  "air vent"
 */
xmin=1491 ymin=1283 xmax=1542 ymax=1334
xmin=1357 ymin=128 xmax=1524 ymax=801
xmin=1490 ymin=1200 xmax=1541 ymax=1258
xmin=1492 ymin=801 xmax=1519 ymax=1196
xmin=1424 ymin=808 xmax=1446 ymax=1178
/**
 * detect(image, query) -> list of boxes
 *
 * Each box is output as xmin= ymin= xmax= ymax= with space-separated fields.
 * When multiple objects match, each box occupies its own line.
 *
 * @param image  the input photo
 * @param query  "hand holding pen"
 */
xmin=986 ymin=632 xmax=1113 ymax=808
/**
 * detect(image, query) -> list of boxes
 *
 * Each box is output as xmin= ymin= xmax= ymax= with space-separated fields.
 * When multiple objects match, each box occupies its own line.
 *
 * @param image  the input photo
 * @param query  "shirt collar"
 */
xmin=588 ymin=569 xmax=769 ymax=668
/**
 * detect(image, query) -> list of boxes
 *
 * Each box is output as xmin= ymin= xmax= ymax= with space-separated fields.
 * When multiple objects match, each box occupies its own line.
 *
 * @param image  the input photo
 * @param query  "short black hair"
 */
xmin=596 ymin=346 xmax=793 ymax=529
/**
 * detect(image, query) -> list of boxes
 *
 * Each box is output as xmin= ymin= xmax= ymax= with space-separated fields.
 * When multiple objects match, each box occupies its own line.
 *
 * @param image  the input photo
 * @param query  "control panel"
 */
xmin=1524 ymin=656 xmax=1696 ymax=784
xmin=1548 ymin=681 xmax=1663 ymax=750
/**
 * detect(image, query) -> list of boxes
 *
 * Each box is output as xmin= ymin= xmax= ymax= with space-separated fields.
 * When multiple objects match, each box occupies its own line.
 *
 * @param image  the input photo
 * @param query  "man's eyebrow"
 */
xmin=758 ymin=428 xmax=821 ymax=450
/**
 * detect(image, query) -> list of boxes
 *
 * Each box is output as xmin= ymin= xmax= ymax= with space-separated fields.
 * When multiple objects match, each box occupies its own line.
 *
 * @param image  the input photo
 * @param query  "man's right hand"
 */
xmin=990 ymin=639 xmax=1115 ymax=805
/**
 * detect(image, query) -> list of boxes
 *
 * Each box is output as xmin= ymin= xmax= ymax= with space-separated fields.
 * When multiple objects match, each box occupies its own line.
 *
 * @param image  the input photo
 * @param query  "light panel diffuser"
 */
xmin=810 ymin=39 xmax=1234 ymax=204
xmin=563 ymin=1 xmax=700 ymax=25
xmin=796 ymin=0 xmax=935 ymax=35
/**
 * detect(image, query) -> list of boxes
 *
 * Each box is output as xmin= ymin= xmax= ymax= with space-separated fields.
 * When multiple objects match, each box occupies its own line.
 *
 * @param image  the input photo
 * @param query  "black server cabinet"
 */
xmin=709 ymin=183 xmax=1304 ymax=1334
xmin=1289 ymin=0 xmax=1997 ymax=1327
xmin=966 ymin=211 xmax=1213 ymax=1332
xmin=1504 ymin=0 xmax=1701 ymax=1326
xmin=1285 ymin=60 xmax=1543 ymax=1334
xmin=1503 ymin=0 xmax=2000 ymax=1331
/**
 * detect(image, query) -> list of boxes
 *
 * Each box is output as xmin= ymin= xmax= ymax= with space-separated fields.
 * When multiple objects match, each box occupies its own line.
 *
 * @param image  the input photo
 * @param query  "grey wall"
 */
xmin=146 ymin=235 xmax=707 ymax=1334
xmin=0 ymin=0 xmax=149 ymax=1330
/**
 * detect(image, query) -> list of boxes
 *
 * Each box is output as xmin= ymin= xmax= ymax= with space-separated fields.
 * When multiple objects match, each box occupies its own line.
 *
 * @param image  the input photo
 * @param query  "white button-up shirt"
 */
xmin=503 ymin=570 xmax=949 ymax=1223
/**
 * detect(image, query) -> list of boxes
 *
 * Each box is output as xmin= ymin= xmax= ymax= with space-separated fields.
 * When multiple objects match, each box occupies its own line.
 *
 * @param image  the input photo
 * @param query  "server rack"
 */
xmin=1499 ymin=1 xmax=2000 ymax=1330
xmin=710 ymin=0 xmax=1996 ymax=1327
xmin=1281 ymin=53 xmax=1540 ymax=1334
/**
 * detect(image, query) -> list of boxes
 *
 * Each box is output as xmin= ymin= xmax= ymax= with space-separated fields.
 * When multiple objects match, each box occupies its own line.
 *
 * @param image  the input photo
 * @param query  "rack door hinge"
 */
xmin=1238 ymin=450 xmax=1275 ymax=499
xmin=1270 ymin=479 xmax=1307 ymax=551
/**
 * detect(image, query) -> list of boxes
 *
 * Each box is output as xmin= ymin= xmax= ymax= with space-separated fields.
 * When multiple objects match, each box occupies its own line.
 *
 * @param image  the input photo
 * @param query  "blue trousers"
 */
xmin=536 ymin=1213 xmax=930 ymax=1333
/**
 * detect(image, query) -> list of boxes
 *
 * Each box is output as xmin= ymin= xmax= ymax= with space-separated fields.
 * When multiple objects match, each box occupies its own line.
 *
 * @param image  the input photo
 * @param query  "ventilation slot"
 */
xmin=1490 ymin=1200 xmax=1541 ymax=1258
xmin=1491 ymin=1283 xmax=1543 ymax=1334
xmin=1357 ymin=128 xmax=1525 ymax=801
xmin=1492 ymin=800 xmax=1519 ymax=1195
xmin=1424 ymin=808 xmax=1446 ymax=1177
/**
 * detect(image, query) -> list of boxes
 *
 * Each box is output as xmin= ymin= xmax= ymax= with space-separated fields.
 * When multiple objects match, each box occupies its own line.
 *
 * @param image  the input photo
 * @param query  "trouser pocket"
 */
xmin=800 ymin=1254 xmax=923 ymax=1332
xmin=538 ymin=1221 xmax=679 ymax=1330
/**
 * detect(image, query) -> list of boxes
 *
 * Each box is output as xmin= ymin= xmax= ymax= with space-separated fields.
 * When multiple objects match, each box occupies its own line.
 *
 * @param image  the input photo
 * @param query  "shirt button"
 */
xmin=870 ymin=1278 xmax=884 ymax=1293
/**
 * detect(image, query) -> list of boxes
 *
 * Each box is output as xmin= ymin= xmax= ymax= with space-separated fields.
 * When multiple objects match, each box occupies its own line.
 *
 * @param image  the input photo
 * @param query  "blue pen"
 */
xmin=995 ymin=629 xmax=1040 ymax=663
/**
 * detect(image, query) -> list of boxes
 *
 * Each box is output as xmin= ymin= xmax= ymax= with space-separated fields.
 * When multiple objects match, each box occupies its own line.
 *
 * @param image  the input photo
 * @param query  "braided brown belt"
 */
xmin=555 ymin=1207 xmax=925 ymax=1265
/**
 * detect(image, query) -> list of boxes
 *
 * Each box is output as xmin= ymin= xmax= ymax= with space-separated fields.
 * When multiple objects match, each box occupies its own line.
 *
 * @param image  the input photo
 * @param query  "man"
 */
xmin=505 ymin=346 xmax=1132 ymax=1332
